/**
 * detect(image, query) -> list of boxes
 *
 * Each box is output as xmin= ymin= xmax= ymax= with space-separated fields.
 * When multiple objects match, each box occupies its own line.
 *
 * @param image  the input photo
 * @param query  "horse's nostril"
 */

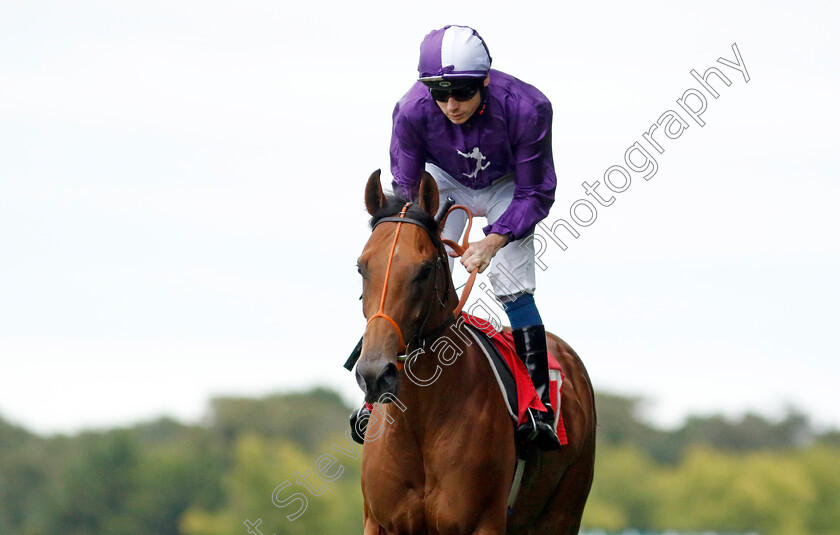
xmin=376 ymin=363 xmax=399 ymax=395
xmin=357 ymin=358 xmax=399 ymax=403
xmin=355 ymin=368 xmax=368 ymax=394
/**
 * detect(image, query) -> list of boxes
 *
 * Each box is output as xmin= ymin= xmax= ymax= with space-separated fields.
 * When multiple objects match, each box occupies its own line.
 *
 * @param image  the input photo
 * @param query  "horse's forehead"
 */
xmin=361 ymin=223 xmax=436 ymax=262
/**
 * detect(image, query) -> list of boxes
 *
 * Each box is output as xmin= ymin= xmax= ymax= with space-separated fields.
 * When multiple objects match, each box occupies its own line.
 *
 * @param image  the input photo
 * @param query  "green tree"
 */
xmin=208 ymin=387 xmax=353 ymax=453
xmin=676 ymin=409 xmax=813 ymax=452
xmin=0 ymin=447 xmax=47 ymax=534
xmin=799 ymin=444 xmax=840 ymax=534
xmin=594 ymin=393 xmax=679 ymax=463
xmin=116 ymin=430 xmax=225 ymax=535
xmin=582 ymin=443 xmax=661 ymax=530
xmin=39 ymin=430 xmax=139 ymax=535
xmin=0 ymin=415 xmax=45 ymax=534
xmin=653 ymin=447 xmax=815 ymax=535
xmin=182 ymin=431 xmax=363 ymax=535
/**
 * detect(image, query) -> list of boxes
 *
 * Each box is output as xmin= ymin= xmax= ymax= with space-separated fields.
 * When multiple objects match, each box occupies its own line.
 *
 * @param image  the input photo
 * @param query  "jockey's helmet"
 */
xmin=417 ymin=25 xmax=492 ymax=90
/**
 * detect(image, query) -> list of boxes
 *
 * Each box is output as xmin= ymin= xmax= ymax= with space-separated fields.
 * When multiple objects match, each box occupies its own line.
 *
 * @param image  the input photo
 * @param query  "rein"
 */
xmin=439 ymin=205 xmax=477 ymax=317
xmin=366 ymin=202 xmax=476 ymax=357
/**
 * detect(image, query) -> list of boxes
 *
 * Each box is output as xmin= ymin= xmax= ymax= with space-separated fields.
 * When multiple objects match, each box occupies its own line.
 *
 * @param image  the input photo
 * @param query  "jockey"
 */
xmin=352 ymin=25 xmax=561 ymax=451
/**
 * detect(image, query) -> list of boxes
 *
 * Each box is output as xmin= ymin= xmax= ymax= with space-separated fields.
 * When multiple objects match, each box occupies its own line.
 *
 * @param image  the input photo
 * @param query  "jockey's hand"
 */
xmin=459 ymin=233 xmax=509 ymax=273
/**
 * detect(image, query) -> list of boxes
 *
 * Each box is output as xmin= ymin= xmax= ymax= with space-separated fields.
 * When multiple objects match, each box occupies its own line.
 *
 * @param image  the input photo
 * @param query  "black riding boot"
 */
xmin=349 ymin=404 xmax=371 ymax=444
xmin=512 ymin=325 xmax=562 ymax=451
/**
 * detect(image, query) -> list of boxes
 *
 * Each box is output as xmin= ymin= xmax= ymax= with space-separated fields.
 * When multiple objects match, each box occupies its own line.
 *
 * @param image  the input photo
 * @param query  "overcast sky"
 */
xmin=1 ymin=1 xmax=838 ymax=435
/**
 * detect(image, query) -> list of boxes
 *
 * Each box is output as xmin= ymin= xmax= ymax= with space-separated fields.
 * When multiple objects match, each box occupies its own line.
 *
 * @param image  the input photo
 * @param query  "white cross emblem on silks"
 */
xmin=457 ymin=147 xmax=491 ymax=179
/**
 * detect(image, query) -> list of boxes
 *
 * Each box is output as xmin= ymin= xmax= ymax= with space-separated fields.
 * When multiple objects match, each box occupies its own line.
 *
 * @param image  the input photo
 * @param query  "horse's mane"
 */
xmin=369 ymin=195 xmax=442 ymax=247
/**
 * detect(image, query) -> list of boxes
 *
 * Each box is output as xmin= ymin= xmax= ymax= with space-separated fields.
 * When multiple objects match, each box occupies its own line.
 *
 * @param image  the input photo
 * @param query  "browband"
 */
xmin=373 ymin=216 xmax=434 ymax=236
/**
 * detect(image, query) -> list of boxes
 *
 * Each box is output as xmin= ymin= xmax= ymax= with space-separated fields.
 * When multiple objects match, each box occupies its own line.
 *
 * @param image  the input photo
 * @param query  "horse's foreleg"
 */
xmin=363 ymin=502 xmax=386 ymax=535
xmin=363 ymin=519 xmax=382 ymax=535
xmin=468 ymin=514 xmax=507 ymax=535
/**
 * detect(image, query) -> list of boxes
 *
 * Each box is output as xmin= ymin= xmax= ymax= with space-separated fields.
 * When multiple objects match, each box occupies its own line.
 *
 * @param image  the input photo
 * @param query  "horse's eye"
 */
xmin=414 ymin=265 xmax=433 ymax=283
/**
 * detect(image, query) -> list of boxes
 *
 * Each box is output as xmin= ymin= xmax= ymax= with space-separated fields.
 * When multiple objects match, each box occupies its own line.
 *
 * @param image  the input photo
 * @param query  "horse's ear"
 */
xmin=365 ymin=169 xmax=386 ymax=216
xmin=417 ymin=172 xmax=439 ymax=218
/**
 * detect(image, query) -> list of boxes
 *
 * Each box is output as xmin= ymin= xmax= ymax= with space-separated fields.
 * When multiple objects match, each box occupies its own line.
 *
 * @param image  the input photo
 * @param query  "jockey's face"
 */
xmin=435 ymin=76 xmax=489 ymax=125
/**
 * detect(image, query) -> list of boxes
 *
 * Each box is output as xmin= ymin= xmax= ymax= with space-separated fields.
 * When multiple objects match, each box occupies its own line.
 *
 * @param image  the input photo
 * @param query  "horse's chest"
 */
xmin=363 ymin=455 xmax=428 ymax=531
xmin=362 ymin=443 xmax=505 ymax=534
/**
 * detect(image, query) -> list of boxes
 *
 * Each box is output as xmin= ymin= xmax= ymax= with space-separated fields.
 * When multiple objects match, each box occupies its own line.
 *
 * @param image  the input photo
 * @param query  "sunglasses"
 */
xmin=428 ymin=83 xmax=482 ymax=102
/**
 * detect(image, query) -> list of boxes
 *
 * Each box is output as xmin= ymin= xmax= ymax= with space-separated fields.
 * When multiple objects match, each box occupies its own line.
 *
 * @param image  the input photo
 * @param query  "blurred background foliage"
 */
xmin=1 ymin=387 xmax=839 ymax=535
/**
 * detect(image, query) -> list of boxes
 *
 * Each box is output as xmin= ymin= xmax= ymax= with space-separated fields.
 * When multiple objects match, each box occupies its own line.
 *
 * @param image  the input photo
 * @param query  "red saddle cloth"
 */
xmin=462 ymin=314 xmax=568 ymax=446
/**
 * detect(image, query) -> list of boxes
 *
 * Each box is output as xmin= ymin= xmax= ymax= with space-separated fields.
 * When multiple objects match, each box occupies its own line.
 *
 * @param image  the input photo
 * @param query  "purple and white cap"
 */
xmin=417 ymin=25 xmax=492 ymax=84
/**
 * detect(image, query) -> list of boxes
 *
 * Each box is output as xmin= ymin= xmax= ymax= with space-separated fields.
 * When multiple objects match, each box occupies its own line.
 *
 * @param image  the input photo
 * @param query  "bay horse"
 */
xmin=356 ymin=169 xmax=596 ymax=535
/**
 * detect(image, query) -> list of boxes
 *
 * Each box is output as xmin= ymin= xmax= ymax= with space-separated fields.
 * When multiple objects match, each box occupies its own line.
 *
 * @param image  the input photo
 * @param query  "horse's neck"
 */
xmin=394 ymin=264 xmax=482 ymax=417
xmin=401 ymin=318 xmax=488 ymax=410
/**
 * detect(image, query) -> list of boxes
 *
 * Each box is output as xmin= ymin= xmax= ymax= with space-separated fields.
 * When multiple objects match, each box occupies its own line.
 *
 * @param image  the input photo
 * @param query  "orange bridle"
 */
xmin=366 ymin=203 xmax=412 ymax=352
xmin=365 ymin=202 xmax=476 ymax=355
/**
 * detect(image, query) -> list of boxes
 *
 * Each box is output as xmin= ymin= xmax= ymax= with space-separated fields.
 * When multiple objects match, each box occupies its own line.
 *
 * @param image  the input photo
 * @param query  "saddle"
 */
xmin=461 ymin=314 xmax=568 ymax=446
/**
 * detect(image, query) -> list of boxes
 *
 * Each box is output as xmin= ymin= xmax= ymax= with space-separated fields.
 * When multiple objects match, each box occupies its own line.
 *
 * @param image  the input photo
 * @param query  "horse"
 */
xmin=355 ymin=169 xmax=596 ymax=535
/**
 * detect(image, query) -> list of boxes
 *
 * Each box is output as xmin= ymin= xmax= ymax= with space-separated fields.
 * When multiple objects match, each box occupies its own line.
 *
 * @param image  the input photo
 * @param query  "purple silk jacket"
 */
xmin=390 ymin=69 xmax=557 ymax=241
